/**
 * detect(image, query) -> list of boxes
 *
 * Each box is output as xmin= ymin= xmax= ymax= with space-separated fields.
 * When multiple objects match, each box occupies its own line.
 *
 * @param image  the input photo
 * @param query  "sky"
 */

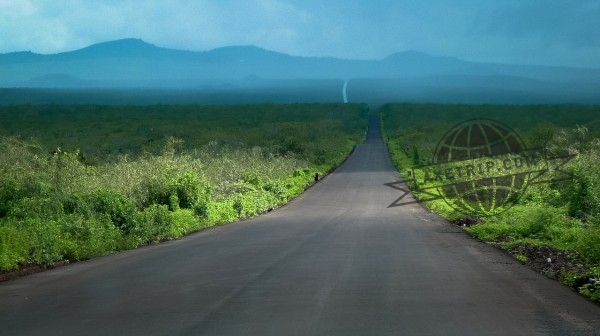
xmin=1 ymin=0 xmax=599 ymax=68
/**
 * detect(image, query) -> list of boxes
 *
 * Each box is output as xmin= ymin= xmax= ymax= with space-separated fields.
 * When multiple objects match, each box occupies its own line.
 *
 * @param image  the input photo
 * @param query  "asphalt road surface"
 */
xmin=1 ymin=113 xmax=599 ymax=336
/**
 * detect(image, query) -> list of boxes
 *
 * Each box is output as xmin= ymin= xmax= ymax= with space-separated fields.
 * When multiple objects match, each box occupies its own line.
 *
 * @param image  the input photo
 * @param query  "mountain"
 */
xmin=1 ymin=38 xmax=599 ymax=103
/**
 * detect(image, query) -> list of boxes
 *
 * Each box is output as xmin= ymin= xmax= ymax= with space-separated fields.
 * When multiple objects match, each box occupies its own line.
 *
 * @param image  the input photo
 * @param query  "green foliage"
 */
xmin=512 ymin=207 xmax=557 ymax=240
xmin=143 ymin=170 xmax=211 ymax=214
xmin=514 ymin=253 xmax=528 ymax=263
xmin=59 ymin=214 xmax=120 ymax=260
xmin=207 ymin=201 xmax=236 ymax=224
xmin=0 ymin=225 xmax=28 ymax=270
xmin=566 ymin=176 xmax=598 ymax=221
xmin=575 ymin=228 xmax=600 ymax=264
xmin=87 ymin=189 xmax=135 ymax=230
xmin=526 ymin=122 xmax=558 ymax=148
xmin=380 ymin=103 xmax=600 ymax=175
xmin=579 ymin=282 xmax=600 ymax=303
xmin=20 ymin=217 xmax=64 ymax=265
xmin=556 ymin=141 xmax=600 ymax=221
xmin=169 ymin=209 xmax=201 ymax=238
xmin=469 ymin=197 xmax=571 ymax=248
xmin=0 ymin=103 xmax=368 ymax=165
xmin=0 ymin=103 xmax=368 ymax=271
xmin=381 ymin=103 xmax=600 ymax=301
xmin=233 ymin=195 xmax=244 ymax=217
xmin=578 ymin=267 xmax=600 ymax=303
xmin=8 ymin=197 xmax=63 ymax=220
xmin=132 ymin=204 xmax=172 ymax=243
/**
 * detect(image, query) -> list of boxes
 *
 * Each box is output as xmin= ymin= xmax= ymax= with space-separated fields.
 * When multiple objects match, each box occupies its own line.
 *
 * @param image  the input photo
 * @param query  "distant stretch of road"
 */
xmin=1 ymin=112 xmax=599 ymax=335
xmin=343 ymin=79 xmax=348 ymax=103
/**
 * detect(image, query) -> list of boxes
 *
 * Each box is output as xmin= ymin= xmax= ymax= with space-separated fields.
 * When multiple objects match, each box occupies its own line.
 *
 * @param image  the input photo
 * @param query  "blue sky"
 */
xmin=1 ymin=0 xmax=599 ymax=68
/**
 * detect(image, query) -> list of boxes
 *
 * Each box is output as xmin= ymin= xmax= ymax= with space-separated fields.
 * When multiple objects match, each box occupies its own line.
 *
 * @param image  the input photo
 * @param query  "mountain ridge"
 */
xmin=4 ymin=38 xmax=599 ymax=70
xmin=1 ymin=38 xmax=599 ymax=91
xmin=3 ymin=38 xmax=592 ymax=69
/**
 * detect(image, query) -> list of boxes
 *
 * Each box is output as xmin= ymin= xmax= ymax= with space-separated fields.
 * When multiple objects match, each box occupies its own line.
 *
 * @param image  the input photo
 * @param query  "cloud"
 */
xmin=463 ymin=0 xmax=600 ymax=65
xmin=475 ymin=1 xmax=600 ymax=48
xmin=0 ymin=0 xmax=598 ymax=68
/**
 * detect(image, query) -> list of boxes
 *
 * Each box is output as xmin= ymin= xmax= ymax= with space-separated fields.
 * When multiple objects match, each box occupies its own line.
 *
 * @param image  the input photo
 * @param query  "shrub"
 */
xmin=467 ymin=222 xmax=513 ymax=242
xmin=0 ymin=224 xmax=29 ymax=270
xmin=241 ymin=171 xmax=263 ymax=188
xmin=0 ymin=103 xmax=368 ymax=271
xmin=88 ymin=188 xmax=136 ymax=233
xmin=47 ymin=149 xmax=91 ymax=196
xmin=62 ymin=192 xmax=92 ymax=217
xmin=8 ymin=196 xmax=64 ymax=220
xmin=575 ymin=228 xmax=600 ymax=264
xmin=209 ymin=201 xmax=238 ymax=224
xmin=579 ymin=282 xmax=600 ymax=303
xmin=169 ymin=209 xmax=201 ymax=238
xmin=20 ymin=217 xmax=64 ymax=265
xmin=144 ymin=175 xmax=173 ymax=208
xmin=170 ymin=172 xmax=211 ymax=210
xmin=233 ymin=196 xmax=244 ymax=217
xmin=514 ymin=208 xmax=553 ymax=239
xmin=143 ymin=171 xmax=211 ymax=213
xmin=263 ymin=179 xmax=287 ymax=201
xmin=239 ymin=190 xmax=277 ymax=217
xmin=0 ymin=182 xmax=20 ymax=218
xmin=132 ymin=204 xmax=172 ymax=244
xmin=59 ymin=214 xmax=120 ymax=260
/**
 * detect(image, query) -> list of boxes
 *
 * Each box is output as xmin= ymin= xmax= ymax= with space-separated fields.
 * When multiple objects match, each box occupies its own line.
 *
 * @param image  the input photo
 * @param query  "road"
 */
xmin=1 ymin=112 xmax=599 ymax=335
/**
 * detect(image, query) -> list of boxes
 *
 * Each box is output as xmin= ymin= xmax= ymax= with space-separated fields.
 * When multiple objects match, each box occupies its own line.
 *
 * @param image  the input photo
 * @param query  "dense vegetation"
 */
xmin=0 ymin=84 xmax=345 ymax=106
xmin=0 ymin=103 xmax=368 ymax=272
xmin=381 ymin=103 xmax=600 ymax=303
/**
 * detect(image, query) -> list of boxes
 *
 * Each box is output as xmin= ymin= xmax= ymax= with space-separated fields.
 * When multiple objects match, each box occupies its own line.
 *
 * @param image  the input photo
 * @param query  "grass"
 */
xmin=381 ymin=103 xmax=600 ymax=303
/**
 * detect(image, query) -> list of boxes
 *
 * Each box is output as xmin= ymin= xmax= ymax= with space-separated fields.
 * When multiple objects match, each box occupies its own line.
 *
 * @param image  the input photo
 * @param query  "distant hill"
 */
xmin=1 ymin=38 xmax=599 ymax=103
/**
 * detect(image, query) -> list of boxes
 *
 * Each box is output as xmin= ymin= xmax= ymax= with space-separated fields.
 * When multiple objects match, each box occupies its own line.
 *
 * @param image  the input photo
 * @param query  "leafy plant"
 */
xmin=0 ymin=103 xmax=368 ymax=272
xmin=381 ymin=102 xmax=600 ymax=303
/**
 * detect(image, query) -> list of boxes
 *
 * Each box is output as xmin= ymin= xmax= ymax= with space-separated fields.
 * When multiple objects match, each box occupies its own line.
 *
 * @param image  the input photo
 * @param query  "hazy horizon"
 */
xmin=4 ymin=38 xmax=600 ymax=70
xmin=1 ymin=1 xmax=599 ymax=68
xmin=0 ymin=38 xmax=449 ymax=62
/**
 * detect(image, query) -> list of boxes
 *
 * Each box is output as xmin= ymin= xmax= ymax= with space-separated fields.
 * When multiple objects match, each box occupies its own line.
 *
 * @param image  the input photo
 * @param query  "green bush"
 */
xmin=144 ymin=175 xmax=174 ymax=208
xmin=8 ymin=196 xmax=64 ymax=220
xmin=21 ymin=217 xmax=64 ymax=265
xmin=233 ymin=196 xmax=244 ymax=217
xmin=88 ymin=189 xmax=137 ymax=233
xmin=143 ymin=171 xmax=211 ymax=211
xmin=0 ymin=224 xmax=29 ymax=270
xmin=0 ymin=183 xmax=20 ymax=218
xmin=264 ymin=179 xmax=288 ymax=201
xmin=578 ymin=267 xmax=600 ymax=303
xmin=240 ymin=190 xmax=278 ymax=217
xmin=513 ymin=207 xmax=561 ymax=240
xmin=47 ymin=149 xmax=91 ymax=196
xmin=132 ymin=204 xmax=173 ymax=244
xmin=209 ymin=201 xmax=238 ymax=224
xmin=467 ymin=221 xmax=514 ymax=242
xmin=0 ymin=103 xmax=368 ymax=271
xmin=170 ymin=172 xmax=211 ymax=210
xmin=59 ymin=214 xmax=120 ymax=260
xmin=62 ymin=192 xmax=92 ymax=216
xmin=169 ymin=209 xmax=201 ymax=238
xmin=579 ymin=282 xmax=600 ymax=303
xmin=566 ymin=175 xmax=599 ymax=221
xmin=575 ymin=228 xmax=600 ymax=264
xmin=381 ymin=103 xmax=600 ymax=304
